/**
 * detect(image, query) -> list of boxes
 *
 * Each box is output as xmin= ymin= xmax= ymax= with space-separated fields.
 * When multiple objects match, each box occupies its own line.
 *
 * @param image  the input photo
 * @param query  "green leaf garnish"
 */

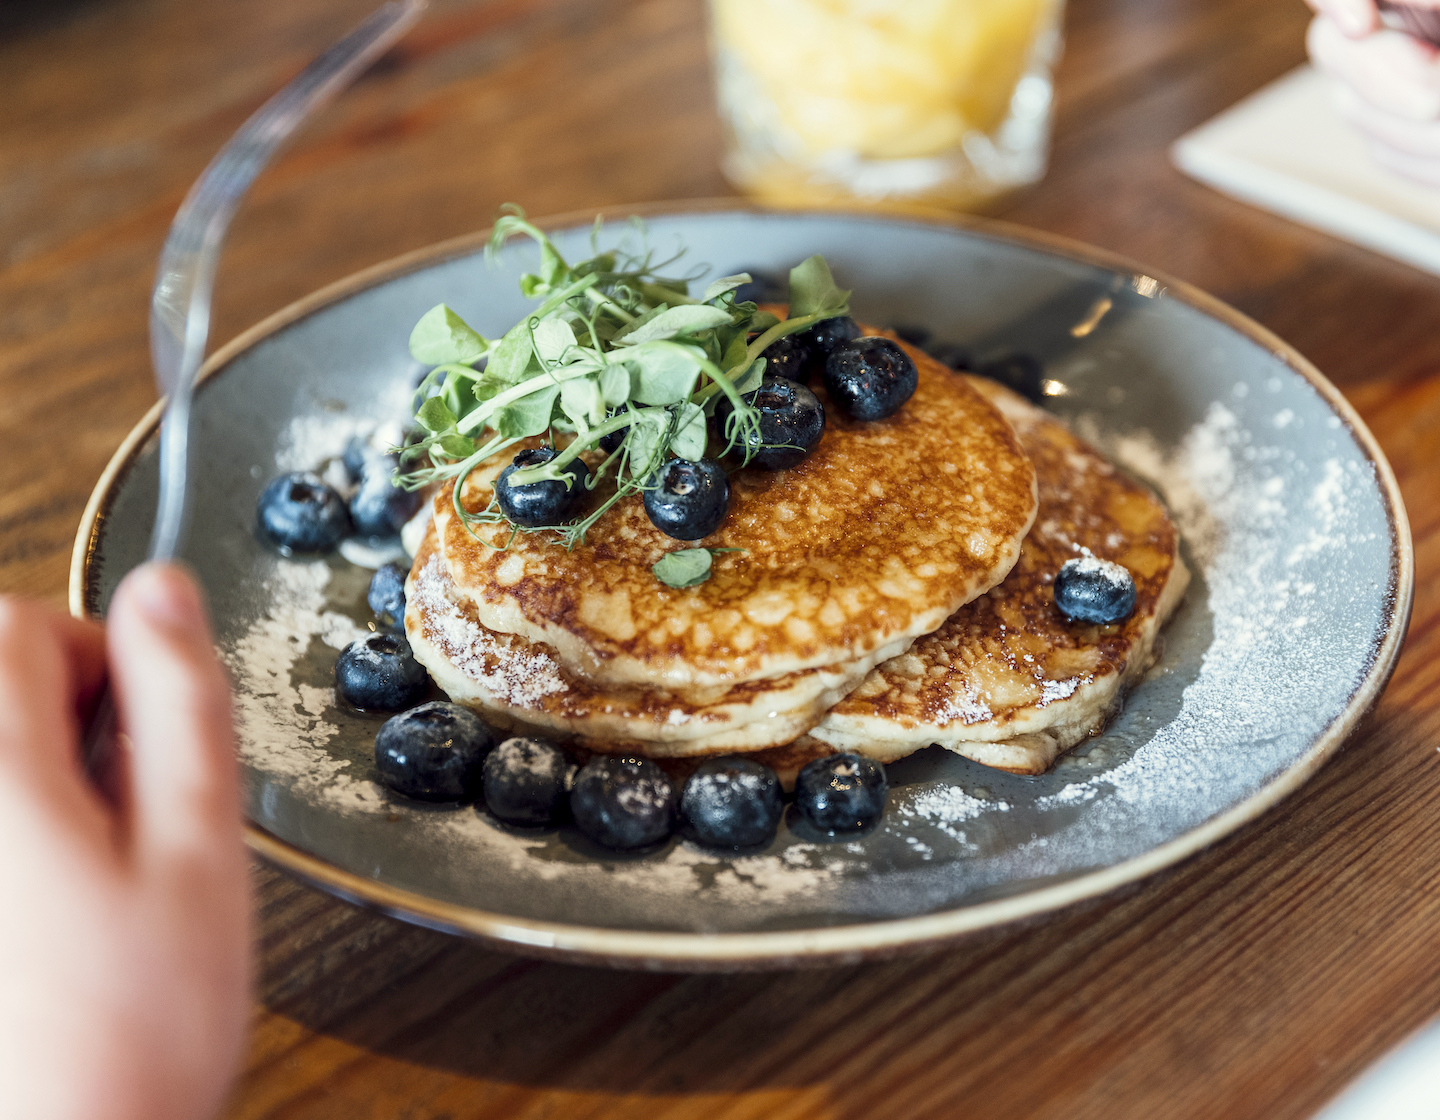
xmin=652 ymin=547 xmax=745 ymax=588
xmin=652 ymin=548 xmax=714 ymax=588
xmin=416 ymin=396 xmax=458 ymax=433
xmin=409 ymin=304 xmax=490 ymax=366
xmin=396 ymin=205 xmax=851 ymax=581
xmin=438 ymin=432 xmax=476 ymax=459
xmin=787 ymin=255 xmax=851 ymax=319
xmin=611 ymin=304 xmax=732 ymax=346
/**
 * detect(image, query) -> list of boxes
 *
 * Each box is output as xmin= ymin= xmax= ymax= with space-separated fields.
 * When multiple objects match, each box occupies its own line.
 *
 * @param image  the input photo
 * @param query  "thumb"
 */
xmin=106 ymin=563 xmax=240 ymax=867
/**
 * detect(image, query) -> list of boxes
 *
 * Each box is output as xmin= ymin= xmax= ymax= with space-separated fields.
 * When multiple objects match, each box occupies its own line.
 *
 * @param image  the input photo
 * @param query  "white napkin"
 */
xmin=1311 ymin=1016 xmax=1440 ymax=1119
xmin=1171 ymin=64 xmax=1440 ymax=277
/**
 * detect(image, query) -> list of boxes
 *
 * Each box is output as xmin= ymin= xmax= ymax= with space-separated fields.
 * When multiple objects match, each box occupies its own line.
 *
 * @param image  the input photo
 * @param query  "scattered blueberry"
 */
xmin=761 ymin=334 xmax=815 ymax=383
xmin=367 ymin=561 xmax=408 ymax=629
xmin=731 ymin=267 xmax=787 ymax=305
xmin=350 ymin=454 xmax=421 ymax=537
xmin=794 ymin=753 xmax=888 ymax=833
xmin=570 ymin=755 xmax=676 ymax=850
xmin=680 ymin=757 xmax=784 ymax=849
xmin=494 ymin=446 xmax=591 ymax=526
xmin=257 ymin=471 xmax=351 ymax=553
xmin=973 ymin=351 xmax=1044 ymax=403
xmin=718 ymin=375 xmax=826 ymax=470
xmin=482 ymin=736 xmax=576 ymax=827
xmin=342 ymin=435 xmax=372 ymax=482
xmin=336 ymin=632 xmax=429 ymax=712
xmin=1053 ymin=556 xmax=1137 ymax=625
xmin=374 ymin=701 xmax=496 ymax=802
xmin=643 ymin=458 xmax=730 ymax=540
xmin=823 ymin=337 xmax=918 ymax=421
xmin=926 ymin=341 xmax=972 ymax=370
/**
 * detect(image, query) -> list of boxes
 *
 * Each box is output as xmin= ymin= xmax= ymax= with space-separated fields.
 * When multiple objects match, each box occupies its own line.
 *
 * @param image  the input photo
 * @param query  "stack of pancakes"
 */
xmin=405 ymin=328 xmax=1189 ymax=780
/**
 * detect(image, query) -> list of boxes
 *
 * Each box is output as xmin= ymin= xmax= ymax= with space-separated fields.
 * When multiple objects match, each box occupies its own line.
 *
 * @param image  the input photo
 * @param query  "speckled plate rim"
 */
xmin=70 ymin=200 xmax=1415 ymax=970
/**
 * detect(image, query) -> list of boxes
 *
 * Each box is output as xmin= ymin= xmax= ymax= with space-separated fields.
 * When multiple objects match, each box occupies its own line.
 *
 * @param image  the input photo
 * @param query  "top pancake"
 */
xmin=804 ymin=375 xmax=1190 ymax=772
xmin=433 ymin=331 xmax=1038 ymax=690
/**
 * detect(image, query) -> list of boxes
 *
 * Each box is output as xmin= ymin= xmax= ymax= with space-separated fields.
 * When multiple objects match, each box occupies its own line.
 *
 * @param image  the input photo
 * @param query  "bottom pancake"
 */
xmin=801 ymin=376 xmax=1190 ymax=775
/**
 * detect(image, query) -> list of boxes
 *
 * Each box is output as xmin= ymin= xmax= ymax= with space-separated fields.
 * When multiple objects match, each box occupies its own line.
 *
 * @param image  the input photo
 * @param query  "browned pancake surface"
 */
xmin=807 ymin=376 xmax=1188 ymax=769
xmin=407 ymin=531 xmax=907 ymax=754
xmin=436 ymin=333 xmax=1038 ymax=688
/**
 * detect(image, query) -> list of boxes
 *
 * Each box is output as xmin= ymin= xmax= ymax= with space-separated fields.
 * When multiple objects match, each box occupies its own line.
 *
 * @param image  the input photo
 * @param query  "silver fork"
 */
xmin=87 ymin=0 xmax=426 ymax=764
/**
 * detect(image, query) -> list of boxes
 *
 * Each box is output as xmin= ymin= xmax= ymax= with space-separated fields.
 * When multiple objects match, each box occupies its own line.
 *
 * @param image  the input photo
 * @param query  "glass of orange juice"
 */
xmin=709 ymin=0 xmax=1066 ymax=212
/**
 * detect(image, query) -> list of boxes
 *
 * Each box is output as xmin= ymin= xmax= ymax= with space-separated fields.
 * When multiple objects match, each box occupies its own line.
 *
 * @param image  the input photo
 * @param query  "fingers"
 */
xmin=0 ymin=597 xmax=111 ymax=838
xmin=1310 ymin=15 xmax=1440 ymax=118
xmin=1306 ymin=0 xmax=1378 ymax=38
xmin=50 ymin=611 xmax=109 ymax=713
xmin=105 ymin=563 xmax=240 ymax=870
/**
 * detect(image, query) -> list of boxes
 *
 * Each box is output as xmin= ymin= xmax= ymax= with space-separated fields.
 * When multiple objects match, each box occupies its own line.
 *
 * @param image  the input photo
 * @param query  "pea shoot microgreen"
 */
xmin=652 ymin=547 xmax=744 ymax=590
xmin=395 ymin=206 xmax=851 ymax=562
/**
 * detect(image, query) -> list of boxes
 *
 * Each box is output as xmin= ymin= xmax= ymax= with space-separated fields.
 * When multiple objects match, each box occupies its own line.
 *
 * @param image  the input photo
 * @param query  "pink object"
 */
xmin=1379 ymin=1 xmax=1440 ymax=46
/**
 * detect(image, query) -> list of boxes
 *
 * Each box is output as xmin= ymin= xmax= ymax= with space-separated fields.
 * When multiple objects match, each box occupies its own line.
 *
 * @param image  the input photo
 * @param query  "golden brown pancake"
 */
xmin=431 ymin=334 xmax=1038 ymax=691
xmin=800 ymin=376 xmax=1190 ymax=775
xmin=405 ymin=529 xmax=912 ymax=755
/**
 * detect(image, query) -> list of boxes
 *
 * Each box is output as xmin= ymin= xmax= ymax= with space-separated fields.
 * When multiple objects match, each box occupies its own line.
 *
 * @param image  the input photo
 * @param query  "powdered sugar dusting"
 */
xmin=889 ymin=784 xmax=1012 ymax=852
xmin=225 ymin=559 xmax=383 ymax=813
xmin=1039 ymin=677 xmax=1080 ymax=706
xmin=1062 ymin=554 xmax=1131 ymax=590
xmin=935 ymin=681 xmax=993 ymax=724
xmin=411 ymin=553 xmax=568 ymax=707
xmin=1031 ymin=399 xmax=1386 ymax=832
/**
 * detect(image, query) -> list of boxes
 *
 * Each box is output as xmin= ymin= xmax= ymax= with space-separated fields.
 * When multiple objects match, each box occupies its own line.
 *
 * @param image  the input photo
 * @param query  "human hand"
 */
xmin=0 ymin=564 xmax=251 ymax=1120
xmin=1306 ymin=0 xmax=1440 ymax=185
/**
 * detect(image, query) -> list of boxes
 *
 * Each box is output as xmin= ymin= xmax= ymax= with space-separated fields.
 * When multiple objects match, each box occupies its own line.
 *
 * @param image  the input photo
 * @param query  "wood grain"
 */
xmin=3 ymin=0 xmax=1439 ymax=1117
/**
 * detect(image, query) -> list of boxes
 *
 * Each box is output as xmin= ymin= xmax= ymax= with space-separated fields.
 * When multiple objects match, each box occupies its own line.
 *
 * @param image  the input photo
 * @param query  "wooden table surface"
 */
xmin=5 ymin=0 xmax=1439 ymax=1116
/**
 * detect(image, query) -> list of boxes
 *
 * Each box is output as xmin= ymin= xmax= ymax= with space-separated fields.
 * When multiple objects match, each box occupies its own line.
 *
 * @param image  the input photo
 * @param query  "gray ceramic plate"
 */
xmin=72 ymin=204 xmax=1413 ymax=969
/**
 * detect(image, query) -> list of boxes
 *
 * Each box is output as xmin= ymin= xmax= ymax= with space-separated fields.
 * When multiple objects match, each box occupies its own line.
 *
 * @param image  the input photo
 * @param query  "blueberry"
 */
xmin=1053 ymin=556 xmax=1137 ymax=625
xmin=350 ymin=455 xmax=421 ymax=537
xmin=569 ymin=755 xmax=675 ymax=850
xmin=973 ymin=351 xmax=1044 ymax=403
xmin=336 ymin=632 xmax=429 ymax=712
xmin=761 ymin=334 xmax=815 ymax=383
xmin=794 ymin=753 xmax=888 ymax=833
xmin=823 ymin=337 xmax=918 ymax=422
xmin=680 ymin=757 xmax=784 ymax=849
xmin=797 ymin=315 xmax=861 ymax=361
xmin=599 ymin=423 xmax=628 ymax=454
xmin=367 ymin=561 xmax=408 ymax=629
xmin=494 ymin=447 xmax=591 ymax=527
xmin=482 ymin=736 xmax=576 ymax=826
xmin=342 ymin=435 xmax=372 ymax=482
xmin=257 ymin=471 xmax=351 ymax=553
xmin=374 ymin=701 xmax=496 ymax=802
xmin=718 ymin=376 xmax=826 ymax=471
xmin=643 ymin=458 xmax=730 ymax=541
xmin=598 ymin=407 xmax=647 ymax=454
xmin=731 ymin=267 xmax=787 ymax=305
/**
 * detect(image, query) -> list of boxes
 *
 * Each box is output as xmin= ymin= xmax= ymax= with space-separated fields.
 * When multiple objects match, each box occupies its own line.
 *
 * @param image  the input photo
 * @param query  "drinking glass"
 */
xmin=710 ymin=0 xmax=1066 ymax=211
